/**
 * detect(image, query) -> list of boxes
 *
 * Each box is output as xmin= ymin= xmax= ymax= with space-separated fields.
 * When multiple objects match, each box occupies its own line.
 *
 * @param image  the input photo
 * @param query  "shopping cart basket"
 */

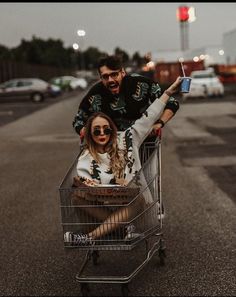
xmin=58 ymin=133 xmax=166 ymax=296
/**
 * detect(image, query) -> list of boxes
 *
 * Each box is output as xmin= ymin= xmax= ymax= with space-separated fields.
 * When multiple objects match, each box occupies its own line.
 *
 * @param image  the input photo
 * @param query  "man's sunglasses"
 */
xmin=100 ymin=71 xmax=120 ymax=81
xmin=93 ymin=128 xmax=112 ymax=136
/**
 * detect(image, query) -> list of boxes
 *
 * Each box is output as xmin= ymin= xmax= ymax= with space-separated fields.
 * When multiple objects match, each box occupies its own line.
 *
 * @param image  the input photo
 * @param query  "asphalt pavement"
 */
xmin=0 ymin=92 xmax=235 ymax=296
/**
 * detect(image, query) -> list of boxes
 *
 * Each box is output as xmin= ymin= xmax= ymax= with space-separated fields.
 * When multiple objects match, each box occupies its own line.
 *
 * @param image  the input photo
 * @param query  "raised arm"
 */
xmin=131 ymin=77 xmax=182 ymax=147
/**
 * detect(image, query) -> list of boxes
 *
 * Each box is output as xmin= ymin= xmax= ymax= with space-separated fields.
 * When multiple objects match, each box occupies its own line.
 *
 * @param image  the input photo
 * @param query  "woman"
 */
xmin=64 ymin=77 xmax=182 ymax=245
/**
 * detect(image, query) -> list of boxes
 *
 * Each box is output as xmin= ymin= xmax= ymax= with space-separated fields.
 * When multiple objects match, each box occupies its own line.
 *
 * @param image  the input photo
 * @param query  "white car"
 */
xmin=50 ymin=76 xmax=88 ymax=92
xmin=182 ymin=69 xmax=224 ymax=99
xmin=69 ymin=76 xmax=88 ymax=90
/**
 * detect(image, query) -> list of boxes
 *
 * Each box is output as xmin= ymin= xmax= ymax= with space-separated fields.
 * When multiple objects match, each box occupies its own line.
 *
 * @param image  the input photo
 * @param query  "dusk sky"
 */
xmin=0 ymin=2 xmax=236 ymax=56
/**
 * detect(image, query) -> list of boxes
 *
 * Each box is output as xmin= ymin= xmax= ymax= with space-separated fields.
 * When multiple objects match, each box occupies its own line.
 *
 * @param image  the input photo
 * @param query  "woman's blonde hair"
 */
xmin=84 ymin=112 xmax=127 ymax=179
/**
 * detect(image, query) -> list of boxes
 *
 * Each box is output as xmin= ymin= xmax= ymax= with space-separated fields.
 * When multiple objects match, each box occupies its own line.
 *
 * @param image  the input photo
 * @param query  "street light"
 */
xmin=77 ymin=29 xmax=86 ymax=37
xmin=77 ymin=29 xmax=86 ymax=70
xmin=72 ymin=43 xmax=79 ymax=51
xmin=176 ymin=6 xmax=196 ymax=52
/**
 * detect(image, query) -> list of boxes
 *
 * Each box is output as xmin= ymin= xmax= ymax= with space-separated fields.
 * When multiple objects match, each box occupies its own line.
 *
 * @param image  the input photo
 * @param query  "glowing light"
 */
xmin=199 ymin=54 xmax=205 ymax=60
xmin=72 ymin=43 xmax=79 ymax=50
xmin=176 ymin=6 xmax=196 ymax=23
xmin=179 ymin=57 xmax=184 ymax=62
xmin=188 ymin=7 xmax=196 ymax=23
xmin=219 ymin=50 xmax=224 ymax=55
xmin=193 ymin=56 xmax=199 ymax=62
xmin=176 ymin=6 xmax=189 ymax=22
xmin=147 ymin=61 xmax=155 ymax=69
xmin=77 ymin=29 xmax=86 ymax=37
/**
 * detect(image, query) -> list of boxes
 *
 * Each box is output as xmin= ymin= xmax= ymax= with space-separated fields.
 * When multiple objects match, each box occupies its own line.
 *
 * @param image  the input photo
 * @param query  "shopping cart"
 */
xmin=58 ymin=132 xmax=166 ymax=296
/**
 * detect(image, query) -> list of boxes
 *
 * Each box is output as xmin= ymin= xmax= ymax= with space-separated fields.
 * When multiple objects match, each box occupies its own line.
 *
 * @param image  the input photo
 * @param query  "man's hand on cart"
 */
xmin=150 ymin=122 xmax=163 ymax=136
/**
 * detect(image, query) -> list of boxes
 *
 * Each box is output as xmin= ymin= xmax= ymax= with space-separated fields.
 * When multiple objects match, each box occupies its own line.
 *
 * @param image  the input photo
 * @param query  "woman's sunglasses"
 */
xmin=93 ymin=127 xmax=112 ymax=136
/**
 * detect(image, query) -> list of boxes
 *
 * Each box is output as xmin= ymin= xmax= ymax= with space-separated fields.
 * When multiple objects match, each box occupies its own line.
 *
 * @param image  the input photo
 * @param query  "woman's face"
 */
xmin=91 ymin=116 xmax=112 ymax=151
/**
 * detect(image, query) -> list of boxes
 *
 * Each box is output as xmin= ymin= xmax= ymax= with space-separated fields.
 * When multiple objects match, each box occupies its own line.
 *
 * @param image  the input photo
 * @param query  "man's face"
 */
xmin=99 ymin=66 xmax=126 ymax=94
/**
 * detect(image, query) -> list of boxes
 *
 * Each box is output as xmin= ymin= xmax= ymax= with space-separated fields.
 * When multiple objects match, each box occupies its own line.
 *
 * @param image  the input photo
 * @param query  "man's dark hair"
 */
xmin=97 ymin=55 xmax=123 ymax=73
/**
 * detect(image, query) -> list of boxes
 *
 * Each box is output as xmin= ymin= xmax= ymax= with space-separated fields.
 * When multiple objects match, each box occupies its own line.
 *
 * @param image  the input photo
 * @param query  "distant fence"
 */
xmin=210 ymin=64 xmax=236 ymax=84
xmin=0 ymin=60 xmax=73 ymax=83
xmin=154 ymin=60 xmax=205 ymax=85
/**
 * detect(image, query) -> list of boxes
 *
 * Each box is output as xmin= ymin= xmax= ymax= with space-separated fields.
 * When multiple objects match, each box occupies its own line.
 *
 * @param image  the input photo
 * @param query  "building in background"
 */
xmin=183 ymin=45 xmax=225 ymax=67
xmin=146 ymin=11 xmax=236 ymax=84
xmin=223 ymin=28 xmax=236 ymax=65
xmin=149 ymin=6 xmax=236 ymax=84
xmin=152 ymin=50 xmax=183 ymax=63
xmin=151 ymin=5 xmax=236 ymax=68
xmin=153 ymin=59 xmax=204 ymax=85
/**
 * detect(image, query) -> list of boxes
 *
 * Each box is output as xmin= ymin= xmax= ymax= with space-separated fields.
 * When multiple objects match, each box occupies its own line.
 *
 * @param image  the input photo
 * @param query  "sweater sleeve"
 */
xmin=131 ymin=99 xmax=166 ymax=147
xmin=72 ymin=83 xmax=103 ymax=135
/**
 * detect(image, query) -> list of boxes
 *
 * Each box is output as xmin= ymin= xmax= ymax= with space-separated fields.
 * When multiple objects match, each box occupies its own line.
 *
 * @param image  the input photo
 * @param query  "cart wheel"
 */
xmin=92 ymin=250 xmax=99 ymax=265
xmin=80 ymin=283 xmax=90 ymax=296
xmin=159 ymin=248 xmax=166 ymax=266
xmin=121 ymin=284 xmax=129 ymax=296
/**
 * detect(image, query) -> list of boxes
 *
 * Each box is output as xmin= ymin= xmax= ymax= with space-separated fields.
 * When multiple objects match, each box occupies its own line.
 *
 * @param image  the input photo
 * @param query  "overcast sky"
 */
xmin=0 ymin=2 xmax=236 ymax=56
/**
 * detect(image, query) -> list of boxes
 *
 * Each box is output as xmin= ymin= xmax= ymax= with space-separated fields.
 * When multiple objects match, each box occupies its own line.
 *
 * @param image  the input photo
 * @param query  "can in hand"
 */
xmin=180 ymin=77 xmax=192 ymax=93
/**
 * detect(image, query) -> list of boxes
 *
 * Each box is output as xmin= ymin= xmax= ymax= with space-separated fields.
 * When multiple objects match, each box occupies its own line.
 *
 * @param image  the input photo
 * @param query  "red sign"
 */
xmin=176 ymin=6 xmax=189 ymax=22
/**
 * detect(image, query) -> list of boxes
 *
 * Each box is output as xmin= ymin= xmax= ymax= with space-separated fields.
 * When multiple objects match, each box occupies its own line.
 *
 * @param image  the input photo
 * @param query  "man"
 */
xmin=72 ymin=55 xmax=179 ymax=138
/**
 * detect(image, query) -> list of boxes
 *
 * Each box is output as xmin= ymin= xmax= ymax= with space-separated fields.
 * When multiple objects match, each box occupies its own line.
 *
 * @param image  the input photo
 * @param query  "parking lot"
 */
xmin=0 ymin=89 xmax=80 ymax=127
xmin=1 ymin=91 xmax=236 ymax=205
xmin=0 ymin=90 xmax=235 ymax=296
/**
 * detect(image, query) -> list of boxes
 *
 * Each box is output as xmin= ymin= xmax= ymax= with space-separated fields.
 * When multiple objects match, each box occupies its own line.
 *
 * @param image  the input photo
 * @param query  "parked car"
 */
xmin=49 ymin=75 xmax=88 ymax=92
xmin=48 ymin=84 xmax=62 ymax=98
xmin=182 ymin=69 xmax=224 ymax=99
xmin=0 ymin=78 xmax=52 ymax=102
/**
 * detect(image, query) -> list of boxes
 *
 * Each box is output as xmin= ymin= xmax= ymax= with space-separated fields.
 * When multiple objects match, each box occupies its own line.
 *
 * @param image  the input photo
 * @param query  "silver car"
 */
xmin=0 ymin=78 xmax=51 ymax=102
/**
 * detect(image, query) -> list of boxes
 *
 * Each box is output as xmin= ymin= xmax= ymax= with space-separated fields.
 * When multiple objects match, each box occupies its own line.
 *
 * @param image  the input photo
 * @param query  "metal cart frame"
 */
xmin=58 ymin=134 xmax=166 ymax=296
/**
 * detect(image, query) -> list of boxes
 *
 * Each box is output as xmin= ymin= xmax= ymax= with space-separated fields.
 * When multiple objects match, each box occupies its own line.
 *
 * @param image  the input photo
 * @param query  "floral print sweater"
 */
xmin=76 ymin=99 xmax=166 ymax=186
xmin=73 ymin=73 xmax=179 ymax=134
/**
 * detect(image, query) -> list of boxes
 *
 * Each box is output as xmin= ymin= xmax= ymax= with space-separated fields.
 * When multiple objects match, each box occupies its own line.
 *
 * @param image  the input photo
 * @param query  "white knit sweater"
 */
xmin=76 ymin=99 xmax=166 ymax=185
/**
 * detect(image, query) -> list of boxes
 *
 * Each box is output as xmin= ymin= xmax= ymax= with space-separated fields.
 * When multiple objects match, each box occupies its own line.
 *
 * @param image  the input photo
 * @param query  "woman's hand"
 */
xmin=166 ymin=76 xmax=182 ymax=95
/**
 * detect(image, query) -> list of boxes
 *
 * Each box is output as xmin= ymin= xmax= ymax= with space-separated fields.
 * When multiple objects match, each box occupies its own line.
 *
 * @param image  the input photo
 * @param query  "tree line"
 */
xmin=0 ymin=35 xmax=150 ymax=71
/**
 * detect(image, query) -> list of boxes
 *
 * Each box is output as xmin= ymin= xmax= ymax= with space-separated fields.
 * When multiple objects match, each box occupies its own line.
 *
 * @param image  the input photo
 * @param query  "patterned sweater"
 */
xmin=76 ymin=98 xmax=166 ymax=186
xmin=73 ymin=73 xmax=179 ymax=134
